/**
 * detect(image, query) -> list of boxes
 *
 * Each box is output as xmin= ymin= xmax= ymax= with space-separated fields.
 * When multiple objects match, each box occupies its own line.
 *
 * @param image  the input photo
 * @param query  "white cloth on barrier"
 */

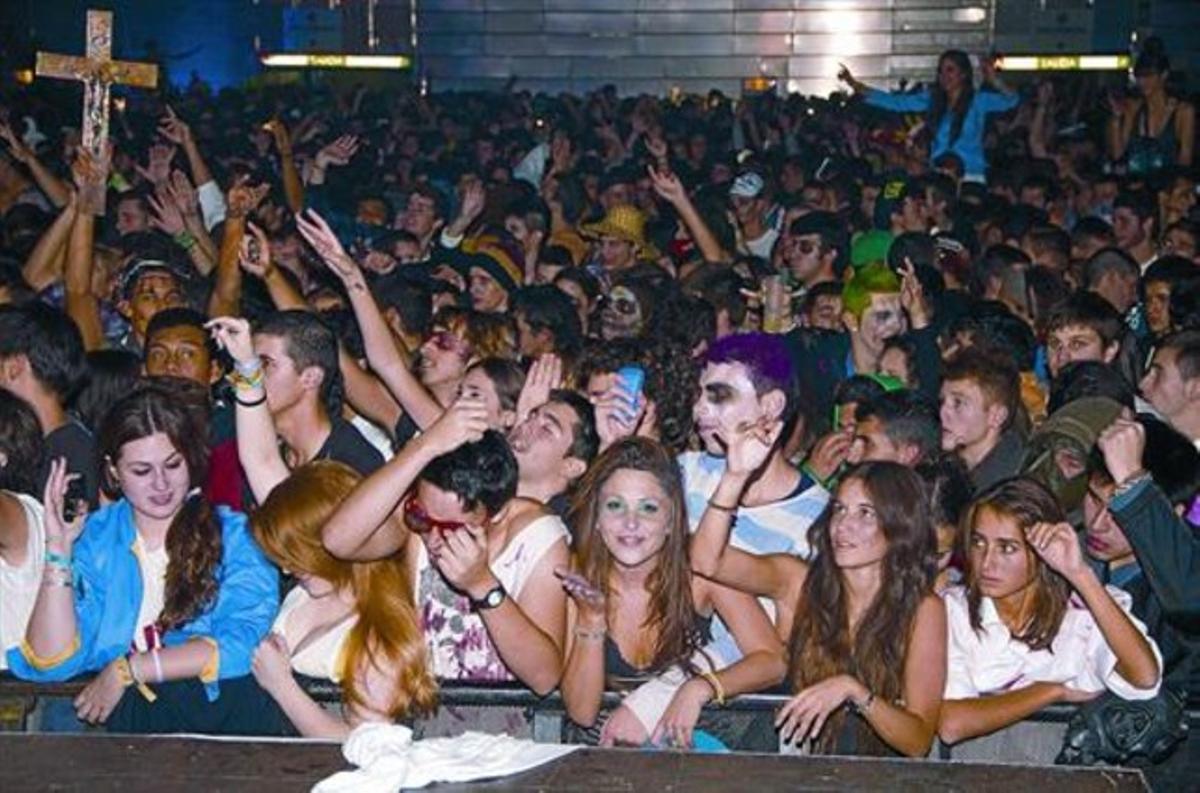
xmin=311 ymin=723 xmax=581 ymax=793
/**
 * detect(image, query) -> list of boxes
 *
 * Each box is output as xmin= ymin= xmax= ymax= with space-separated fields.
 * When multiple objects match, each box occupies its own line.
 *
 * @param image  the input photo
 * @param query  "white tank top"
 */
xmin=0 ymin=492 xmax=45 ymax=670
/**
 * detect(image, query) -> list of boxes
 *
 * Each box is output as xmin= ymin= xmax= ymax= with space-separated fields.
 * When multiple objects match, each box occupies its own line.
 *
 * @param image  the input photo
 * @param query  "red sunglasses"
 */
xmin=403 ymin=496 xmax=467 ymax=536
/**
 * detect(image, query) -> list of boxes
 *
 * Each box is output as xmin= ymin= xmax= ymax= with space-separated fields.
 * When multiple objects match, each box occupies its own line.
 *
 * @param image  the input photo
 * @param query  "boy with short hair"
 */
xmin=940 ymin=347 xmax=1024 ymax=490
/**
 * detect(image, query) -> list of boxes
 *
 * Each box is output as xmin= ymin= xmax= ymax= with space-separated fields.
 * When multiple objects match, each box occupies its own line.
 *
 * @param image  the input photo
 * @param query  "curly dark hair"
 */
xmin=574 ymin=336 xmax=699 ymax=454
xmin=0 ymin=390 xmax=46 ymax=496
xmin=98 ymin=383 xmax=222 ymax=631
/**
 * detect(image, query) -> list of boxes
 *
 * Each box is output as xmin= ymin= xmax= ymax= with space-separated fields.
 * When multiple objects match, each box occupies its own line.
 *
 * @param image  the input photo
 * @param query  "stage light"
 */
xmin=259 ymin=53 xmax=410 ymax=69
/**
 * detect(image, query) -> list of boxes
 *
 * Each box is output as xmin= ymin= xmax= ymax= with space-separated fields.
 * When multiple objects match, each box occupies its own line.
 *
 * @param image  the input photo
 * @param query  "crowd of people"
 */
xmin=0 ymin=39 xmax=1197 ymax=764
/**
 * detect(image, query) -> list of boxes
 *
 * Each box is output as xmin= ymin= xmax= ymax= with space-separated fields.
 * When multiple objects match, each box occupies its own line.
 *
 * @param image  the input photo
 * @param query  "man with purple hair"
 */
xmin=680 ymin=332 xmax=829 ymax=660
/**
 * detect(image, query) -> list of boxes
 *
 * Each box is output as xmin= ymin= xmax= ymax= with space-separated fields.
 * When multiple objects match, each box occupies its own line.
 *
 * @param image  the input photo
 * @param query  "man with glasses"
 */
xmin=779 ymin=211 xmax=847 ymax=293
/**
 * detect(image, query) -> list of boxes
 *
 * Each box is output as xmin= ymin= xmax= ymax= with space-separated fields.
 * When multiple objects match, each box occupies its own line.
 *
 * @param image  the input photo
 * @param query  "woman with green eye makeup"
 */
xmin=558 ymin=437 xmax=786 ymax=750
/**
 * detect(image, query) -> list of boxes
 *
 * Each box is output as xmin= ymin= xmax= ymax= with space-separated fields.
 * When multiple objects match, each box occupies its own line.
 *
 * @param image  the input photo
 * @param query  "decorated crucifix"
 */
xmin=35 ymin=9 xmax=158 ymax=214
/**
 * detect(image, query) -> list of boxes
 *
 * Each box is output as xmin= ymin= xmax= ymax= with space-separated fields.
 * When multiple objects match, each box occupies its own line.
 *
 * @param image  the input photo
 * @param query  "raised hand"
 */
xmin=147 ymin=187 xmax=187 ymax=236
xmin=315 ymin=134 xmax=360 ymax=170
xmin=454 ymin=179 xmax=487 ymax=229
xmin=647 ymin=165 xmax=686 ymax=206
xmin=721 ymin=416 xmax=783 ymax=479
xmin=136 ymin=142 xmax=176 ymax=186
xmin=805 ymin=429 xmax=853 ymax=485
xmin=157 ymin=105 xmax=193 ymax=146
xmin=0 ymin=121 xmax=33 ymax=164
xmin=225 ymin=175 xmax=270 ymax=220
xmin=1026 ymin=521 xmax=1090 ymax=586
xmin=165 ymin=169 xmax=200 ymax=220
xmin=238 ymin=221 xmax=273 ymax=278
xmin=42 ymin=458 xmax=86 ymax=550
xmin=206 ymin=316 xmax=257 ymax=365
xmin=295 ymin=208 xmax=364 ymax=288
xmin=422 ymin=395 xmax=490 ymax=456
xmin=899 ymin=257 xmax=929 ymax=329
xmin=262 ymin=118 xmax=292 ymax=156
xmin=515 ymin=354 xmax=563 ymax=424
xmin=70 ymin=144 xmax=110 ymax=191
xmin=592 ymin=384 xmax=644 ymax=451
xmin=1097 ymin=417 xmax=1145 ymax=487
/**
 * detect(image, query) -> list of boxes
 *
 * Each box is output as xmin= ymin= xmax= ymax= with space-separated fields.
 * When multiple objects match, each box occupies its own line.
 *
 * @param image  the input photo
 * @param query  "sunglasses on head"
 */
xmin=403 ymin=496 xmax=467 ymax=536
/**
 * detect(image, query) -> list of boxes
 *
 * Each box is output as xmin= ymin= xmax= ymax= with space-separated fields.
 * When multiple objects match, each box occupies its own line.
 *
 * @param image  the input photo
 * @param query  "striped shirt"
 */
xmin=678 ymin=451 xmax=830 ymax=662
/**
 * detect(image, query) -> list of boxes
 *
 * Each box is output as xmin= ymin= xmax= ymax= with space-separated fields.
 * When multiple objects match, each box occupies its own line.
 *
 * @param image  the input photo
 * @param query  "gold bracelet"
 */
xmin=699 ymin=670 xmax=726 ymax=706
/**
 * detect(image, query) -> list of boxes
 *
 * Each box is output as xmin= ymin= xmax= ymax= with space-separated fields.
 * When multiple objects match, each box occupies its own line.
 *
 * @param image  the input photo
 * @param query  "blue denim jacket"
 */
xmin=864 ymin=87 xmax=1020 ymax=181
xmin=7 ymin=500 xmax=279 ymax=701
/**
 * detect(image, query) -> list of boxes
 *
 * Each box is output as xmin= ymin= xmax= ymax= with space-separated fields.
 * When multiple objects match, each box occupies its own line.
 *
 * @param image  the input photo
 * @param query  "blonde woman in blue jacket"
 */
xmin=8 ymin=383 xmax=280 ymax=733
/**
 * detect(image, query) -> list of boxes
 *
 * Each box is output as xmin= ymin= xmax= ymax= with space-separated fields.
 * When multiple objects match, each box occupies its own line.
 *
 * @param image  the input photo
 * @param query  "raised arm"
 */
xmin=839 ymin=63 xmax=930 ymax=112
xmin=1027 ymin=520 xmax=1160 ymax=691
xmin=265 ymin=119 xmax=304 ymax=213
xmin=22 ymin=192 xmax=77 ymax=292
xmin=1177 ymin=101 xmax=1195 ymax=166
xmin=689 ymin=419 xmax=798 ymax=603
xmin=208 ymin=180 xmax=270 ymax=318
xmin=322 ymin=396 xmax=490 ymax=561
xmin=648 ymin=166 xmax=728 ymax=264
xmin=207 ymin=316 xmax=291 ymax=503
xmin=298 ymin=209 xmax=444 ymax=429
xmin=0 ymin=121 xmax=70 ymax=208
xmin=64 ymin=152 xmax=104 ymax=351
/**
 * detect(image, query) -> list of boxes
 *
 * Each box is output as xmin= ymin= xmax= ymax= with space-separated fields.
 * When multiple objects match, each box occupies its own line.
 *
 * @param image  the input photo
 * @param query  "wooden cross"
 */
xmin=36 ymin=9 xmax=158 ymax=214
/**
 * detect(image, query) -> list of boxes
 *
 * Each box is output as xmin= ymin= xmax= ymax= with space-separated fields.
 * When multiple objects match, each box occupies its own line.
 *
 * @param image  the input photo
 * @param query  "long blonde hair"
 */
xmin=252 ymin=461 xmax=437 ymax=718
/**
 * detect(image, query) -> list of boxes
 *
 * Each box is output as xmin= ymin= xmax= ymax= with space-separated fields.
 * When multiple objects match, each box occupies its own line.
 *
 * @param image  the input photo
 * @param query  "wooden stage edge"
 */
xmin=0 ymin=733 xmax=1149 ymax=792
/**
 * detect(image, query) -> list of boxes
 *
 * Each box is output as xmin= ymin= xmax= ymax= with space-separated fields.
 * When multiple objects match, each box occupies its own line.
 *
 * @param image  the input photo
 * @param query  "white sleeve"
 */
xmin=942 ymin=589 xmax=981 ymax=700
xmin=1081 ymin=585 xmax=1163 ymax=701
xmin=197 ymin=180 xmax=227 ymax=231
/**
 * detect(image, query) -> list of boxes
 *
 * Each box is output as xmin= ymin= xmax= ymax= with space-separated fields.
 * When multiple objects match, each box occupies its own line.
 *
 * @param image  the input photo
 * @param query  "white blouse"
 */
xmin=0 ymin=492 xmax=45 ymax=669
xmin=942 ymin=584 xmax=1162 ymax=702
xmin=273 ymin=585 xmax=358 ymax=682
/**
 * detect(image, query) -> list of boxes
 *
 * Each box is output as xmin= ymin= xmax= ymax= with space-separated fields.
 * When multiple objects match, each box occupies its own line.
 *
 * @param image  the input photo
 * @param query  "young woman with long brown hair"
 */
xmin=248 ymin=461 xmax=436 ymax=738
xmin=938 ymin=477 xmax=1162 ymax=744
xmin=690 ymin=420 xmax=945 ymax=756
xmin=559 ymin=437 xmax=785 ymax=749
xmin=7 ymin=384 xmax=280 ymax=732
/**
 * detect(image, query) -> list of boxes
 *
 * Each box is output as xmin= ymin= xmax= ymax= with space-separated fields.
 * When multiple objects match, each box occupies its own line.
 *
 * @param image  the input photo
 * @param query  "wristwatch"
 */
xmin=470 ymin=584 xmax=507 ymax=612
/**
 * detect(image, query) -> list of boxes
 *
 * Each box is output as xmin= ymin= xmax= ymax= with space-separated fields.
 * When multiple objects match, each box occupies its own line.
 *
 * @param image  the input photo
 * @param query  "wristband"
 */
xmin=234 ymin=357 xmax=264 ymax=377
xmin=44 ymin=549 xmax=73 ymax=570
xmin=152 ymin=649 xmax=165 ymax=683
xmin=1112 ymin=470 xmax=1150 ymax=500
xmin=573 ymin=627 xmax=606 ymax=642
xmin=173 ymin=230 xmax=197 ymax=252
xmin=699 ymin=670 xmax=726 ymax=706
xmin=706 ymin=498 xmax=739 ymax=514
xmin=235 ymin=392 xmax=268 ymax=408
xmin=123 ymin=654 xmax=159 ymax=703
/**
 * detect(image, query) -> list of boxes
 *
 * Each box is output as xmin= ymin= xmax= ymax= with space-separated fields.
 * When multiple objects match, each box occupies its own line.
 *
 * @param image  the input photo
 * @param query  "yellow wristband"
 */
xmin=699 ymin=670 xmax=726 ymax=706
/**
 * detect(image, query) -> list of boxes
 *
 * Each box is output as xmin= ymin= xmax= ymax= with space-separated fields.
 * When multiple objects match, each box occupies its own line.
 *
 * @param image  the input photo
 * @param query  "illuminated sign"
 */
xmin=995 ymin=54 xmax=1131 ymax=71
xmin=259 ymin=54 xmax=410 ymax=69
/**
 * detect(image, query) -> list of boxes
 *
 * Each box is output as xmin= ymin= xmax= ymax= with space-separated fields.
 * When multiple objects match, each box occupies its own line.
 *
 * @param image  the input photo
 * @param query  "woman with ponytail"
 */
xmin=248 ymin=461 xmax=437 ymax=738
xmin=7 ymin=383 xmax=280 ymax=733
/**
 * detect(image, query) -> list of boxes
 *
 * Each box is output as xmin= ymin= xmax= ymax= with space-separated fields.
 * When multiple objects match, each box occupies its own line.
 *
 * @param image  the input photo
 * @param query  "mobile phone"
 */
xmin=615 ymin=365 xmax=645 ymax=416
xmin=62 ymin=477 xmax=87 ymax=523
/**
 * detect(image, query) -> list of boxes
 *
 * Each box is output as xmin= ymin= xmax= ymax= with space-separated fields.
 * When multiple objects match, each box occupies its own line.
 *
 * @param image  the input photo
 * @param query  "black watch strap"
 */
xmin=470 ymin=584 xmax=507 ymax=611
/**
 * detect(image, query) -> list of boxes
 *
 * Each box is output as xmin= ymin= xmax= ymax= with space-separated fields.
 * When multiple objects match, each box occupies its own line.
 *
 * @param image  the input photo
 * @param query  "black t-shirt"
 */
xmin=42 ymin=419 xmax=99 ymax=509
xmin=316 ymin=419 xmax=385 ymax=477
